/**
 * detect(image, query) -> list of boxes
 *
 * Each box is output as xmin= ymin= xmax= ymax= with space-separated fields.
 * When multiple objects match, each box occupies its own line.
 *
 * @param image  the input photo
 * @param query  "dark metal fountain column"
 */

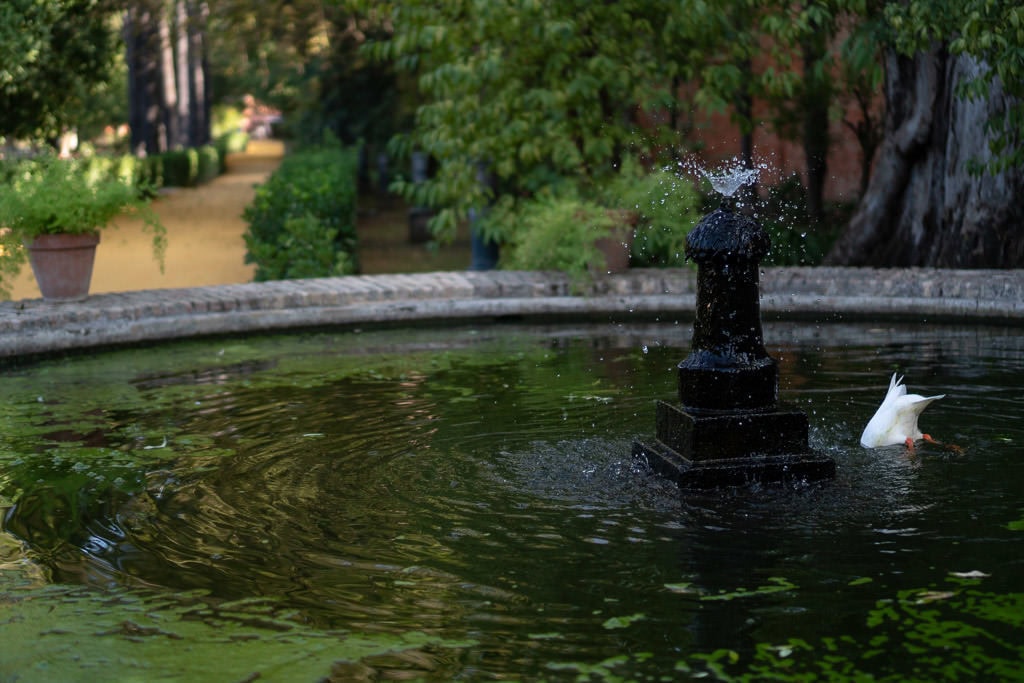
xmin=633 ymin=203 xmax=836 ymax=488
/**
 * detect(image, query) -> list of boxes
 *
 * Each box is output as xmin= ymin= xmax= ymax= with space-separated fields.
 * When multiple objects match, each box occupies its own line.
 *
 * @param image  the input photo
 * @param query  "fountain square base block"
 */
xmin=633 ymin=400 xmax=836 ymax=488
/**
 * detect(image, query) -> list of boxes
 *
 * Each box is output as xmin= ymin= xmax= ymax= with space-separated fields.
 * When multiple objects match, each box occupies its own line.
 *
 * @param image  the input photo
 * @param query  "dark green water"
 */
xmin=1 ymin=321 xmax=1022 ymax=681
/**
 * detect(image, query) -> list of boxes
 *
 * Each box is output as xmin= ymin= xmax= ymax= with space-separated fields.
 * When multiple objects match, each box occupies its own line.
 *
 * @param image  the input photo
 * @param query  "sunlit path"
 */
xmin=8 ymin=139 xmax=285 ymax=301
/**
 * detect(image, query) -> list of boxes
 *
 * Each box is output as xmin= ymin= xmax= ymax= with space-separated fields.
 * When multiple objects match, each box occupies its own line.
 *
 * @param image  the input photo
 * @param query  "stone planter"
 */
xmin=25 ymin=233 xmax=100 ymax=302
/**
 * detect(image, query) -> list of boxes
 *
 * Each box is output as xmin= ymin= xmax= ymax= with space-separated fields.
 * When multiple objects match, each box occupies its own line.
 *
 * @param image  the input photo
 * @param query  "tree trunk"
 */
xmin=736 ymin=59 xmax=758 ymax=206
xmin=124 ymin=5 xmax=162 ymax=157
xmin=175 ymin=0 xmax=191 ymax=147
xmin=826 ymin=47 xmax=1024 ymax=267
xmin=158 ymin=9 xmax=178 ymax=150
xmin=801 ymin=36 xmax=830 ymax=228
xmin=187 ymin=0 xmax=211 ymax=146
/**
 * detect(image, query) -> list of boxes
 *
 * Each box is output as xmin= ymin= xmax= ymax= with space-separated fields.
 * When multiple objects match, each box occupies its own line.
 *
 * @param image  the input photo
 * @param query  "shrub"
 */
xmin=136 ymin=156 xmax=164 ymax=196
xmin=221 ymin=130 xmax=249 ymax=153
xmin=80 ymin=154 xmax=143 ymax=189
xmin=213 ymin=131 xmax=249 ymax=173
xmin=211 ymin=104 xmax=245 ymax=139
xmin=111 ymin=155 xmax=141 ymax=186
xmin=242 ymin=142 xmax=359 ymax=281
xmin=502 ymin=193 xmax=616 ymax=283
xmin=625 ymin=167 xmax=703 ymax=269
xmin=196 ymin=144 xmax=220 ymax=184
xmin=244 ymin=213 xmax=355 ymax=279
xmin=160 ymin=148 xmax=200 ymax=187
xmin=0 ymin=158 xmax=19 ymax=184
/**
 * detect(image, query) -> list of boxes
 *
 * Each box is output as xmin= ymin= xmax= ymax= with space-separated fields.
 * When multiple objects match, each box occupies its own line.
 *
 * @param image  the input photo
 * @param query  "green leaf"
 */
xmin=602 ymin=613 xmax=646 ymax=629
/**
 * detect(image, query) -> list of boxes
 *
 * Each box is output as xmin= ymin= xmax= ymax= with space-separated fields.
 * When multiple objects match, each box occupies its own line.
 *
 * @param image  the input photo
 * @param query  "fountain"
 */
xmin=634 ymin=166 xmax=836 ymax=487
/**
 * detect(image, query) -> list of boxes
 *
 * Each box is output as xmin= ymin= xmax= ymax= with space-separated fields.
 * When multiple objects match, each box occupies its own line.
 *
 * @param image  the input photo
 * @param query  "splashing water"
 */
xmin=674 ymin=156 xmax=767 ymax=198
xmin=701 ymin=157 xmax=763 ymax=197
xmin=705 ymin=166 xmax=759 ymax=197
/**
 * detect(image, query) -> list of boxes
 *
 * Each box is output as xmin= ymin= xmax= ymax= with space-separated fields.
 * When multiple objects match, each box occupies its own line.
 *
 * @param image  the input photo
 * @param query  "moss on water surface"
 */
xmin=0 ymin=581 xmax=476 ymax=681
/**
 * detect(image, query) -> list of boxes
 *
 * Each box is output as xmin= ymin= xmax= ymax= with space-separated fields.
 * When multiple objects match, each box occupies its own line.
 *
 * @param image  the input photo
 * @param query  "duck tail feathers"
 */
xmin=907 ymin=394 xmax=945 ymax=417
xmin=886 ymin=373 xmax=907 ymax=400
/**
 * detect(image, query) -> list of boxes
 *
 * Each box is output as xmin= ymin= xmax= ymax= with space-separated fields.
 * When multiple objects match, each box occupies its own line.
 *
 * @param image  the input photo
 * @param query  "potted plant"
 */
xmin=0 ymin=156 xmax=166 ymax=301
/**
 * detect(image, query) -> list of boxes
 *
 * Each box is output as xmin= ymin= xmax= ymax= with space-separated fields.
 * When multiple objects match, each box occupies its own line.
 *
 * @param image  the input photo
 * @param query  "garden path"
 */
xmin=9 ymin=139 xmax=473 ymax=301
xmin=8 ymin=139 xmax=284 ymax=301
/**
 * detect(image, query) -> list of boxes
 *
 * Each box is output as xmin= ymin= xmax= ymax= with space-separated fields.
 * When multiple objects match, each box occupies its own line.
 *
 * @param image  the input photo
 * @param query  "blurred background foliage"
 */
xmin=2 ymin=0 xmax=1022 ymax=272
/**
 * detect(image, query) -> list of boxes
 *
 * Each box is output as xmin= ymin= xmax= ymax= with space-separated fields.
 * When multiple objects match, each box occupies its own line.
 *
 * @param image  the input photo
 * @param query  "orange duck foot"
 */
xmin=922 ymin=434 xmax=964 ymax=454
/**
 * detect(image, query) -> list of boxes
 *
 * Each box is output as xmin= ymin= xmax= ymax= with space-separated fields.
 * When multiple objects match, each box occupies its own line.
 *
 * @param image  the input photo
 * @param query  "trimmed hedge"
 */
xmin=197 ymin=145 xmax=220 ymax=184
xmin=214 ymin=131 xmax=249 ymax=173
xmin=1 ymin=131 xmax=251 ymax=222
xmin=149 ymin=134 xmax=249 ymax=187
xmin=0 ymin=131 xmax=250 ymax=199
xmin=142 ymin=132 xmax=253 ymax=188
xmin=159 ymin=148 xmax=200 ymax=187
xmin=242 ymin=142 xmax=359 ymax=281
xmin=0 ymin=154 xmax=158 ymax=201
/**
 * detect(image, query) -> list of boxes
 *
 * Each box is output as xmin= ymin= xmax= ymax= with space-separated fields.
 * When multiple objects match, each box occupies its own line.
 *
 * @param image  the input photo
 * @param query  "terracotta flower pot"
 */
xmin=24 ymin=233 xmax=101 ymax=302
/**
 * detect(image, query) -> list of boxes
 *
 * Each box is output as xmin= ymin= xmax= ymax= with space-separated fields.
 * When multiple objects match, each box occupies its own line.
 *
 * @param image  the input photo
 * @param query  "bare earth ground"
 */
xmin=9 ymin=139 xmax=471 ymax=301
xmin=355 ymin=194 xmax=472 ymax=275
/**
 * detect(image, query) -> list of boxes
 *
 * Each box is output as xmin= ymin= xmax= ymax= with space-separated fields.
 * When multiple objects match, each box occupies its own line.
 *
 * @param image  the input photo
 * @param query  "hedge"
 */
xmin=242 ymin=141 xmax=359 ymax=281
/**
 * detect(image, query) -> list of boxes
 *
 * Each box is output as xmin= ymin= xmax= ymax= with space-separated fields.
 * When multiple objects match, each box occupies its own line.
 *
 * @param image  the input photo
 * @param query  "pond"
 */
xmin=1 ymin=321 xmax=1022 ymax=681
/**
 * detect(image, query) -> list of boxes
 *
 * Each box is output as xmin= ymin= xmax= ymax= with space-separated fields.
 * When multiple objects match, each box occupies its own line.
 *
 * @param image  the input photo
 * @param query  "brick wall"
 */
xmin=684 ymin=101 xmax=868 ymax=203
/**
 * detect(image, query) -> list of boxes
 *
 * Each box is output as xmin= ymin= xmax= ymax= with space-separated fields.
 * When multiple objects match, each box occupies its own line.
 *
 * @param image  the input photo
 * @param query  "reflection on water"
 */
xmin=1 ymin=322 xmax=1023 ymax=680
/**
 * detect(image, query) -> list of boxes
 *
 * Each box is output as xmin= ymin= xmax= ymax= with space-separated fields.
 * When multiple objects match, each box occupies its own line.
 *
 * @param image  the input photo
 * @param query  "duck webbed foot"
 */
xmin=922 ymin=433 xmax=964 ymax=454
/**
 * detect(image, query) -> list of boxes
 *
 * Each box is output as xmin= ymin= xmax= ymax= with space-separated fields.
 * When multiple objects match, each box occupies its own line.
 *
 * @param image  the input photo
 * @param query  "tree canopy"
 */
xmin=357 ymin=0 xmax=679 ymax=242
xmin=0 ymin=0 xmax=120 ymax=141
xmin=360 ymin=0 xmax=1022 ymax=266
xmin=357 ymin=0 xmax=890 ymax=242
xmin=3 ymin=0 xmax=1022 ymax=266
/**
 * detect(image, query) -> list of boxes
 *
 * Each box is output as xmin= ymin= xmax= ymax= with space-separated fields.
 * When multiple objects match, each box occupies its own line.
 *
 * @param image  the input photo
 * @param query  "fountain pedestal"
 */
xmin=633 ymin=203 xmax=836 ymax=488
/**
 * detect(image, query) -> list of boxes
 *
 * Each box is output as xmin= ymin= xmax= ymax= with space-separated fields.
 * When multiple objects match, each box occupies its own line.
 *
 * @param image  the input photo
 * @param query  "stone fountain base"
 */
xmin=633 ymin=400 xmax=836 ymax=488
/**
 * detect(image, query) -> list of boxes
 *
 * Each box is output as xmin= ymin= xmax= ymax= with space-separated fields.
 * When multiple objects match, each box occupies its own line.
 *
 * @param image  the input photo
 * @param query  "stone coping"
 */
xmin=0 ymin=267 xmax=1021 ymax=359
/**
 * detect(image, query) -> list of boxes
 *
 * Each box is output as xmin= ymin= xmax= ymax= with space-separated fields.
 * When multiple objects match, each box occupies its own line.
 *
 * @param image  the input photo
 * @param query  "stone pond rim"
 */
xmin=0 ymin=268 xmax=1021 ymax=361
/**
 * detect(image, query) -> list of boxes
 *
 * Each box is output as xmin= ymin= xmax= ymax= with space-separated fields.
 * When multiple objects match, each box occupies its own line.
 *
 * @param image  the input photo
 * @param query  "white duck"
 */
xmin=860 ymin=373 xmax=945 ymax=448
